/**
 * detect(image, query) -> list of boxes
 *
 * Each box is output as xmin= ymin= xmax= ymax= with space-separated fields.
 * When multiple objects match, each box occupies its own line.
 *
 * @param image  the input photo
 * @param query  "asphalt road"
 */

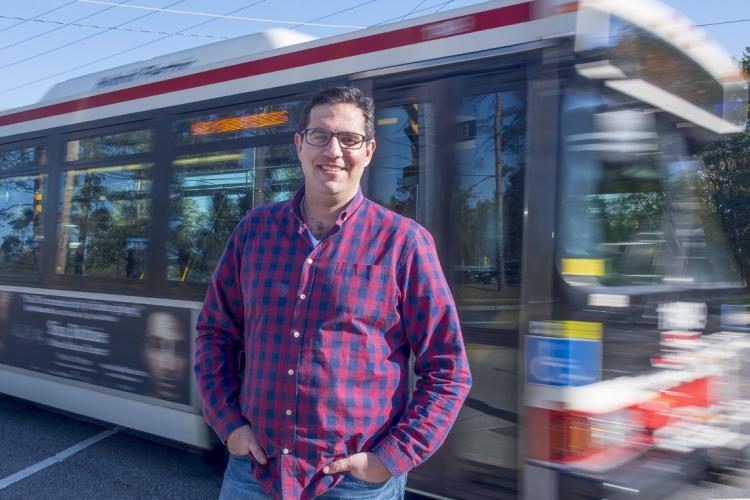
xmin=2 ymin=393 xmax=750 ymax=499
xmin=0 ymin=395 xmax=224 ymax=499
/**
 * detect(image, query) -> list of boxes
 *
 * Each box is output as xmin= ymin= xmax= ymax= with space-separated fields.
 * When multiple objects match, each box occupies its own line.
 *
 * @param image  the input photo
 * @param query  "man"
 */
xmin=143 ymin=310 xmax=189 ymax=402
xmin=195 ymin=86 xmax=471 ymax=499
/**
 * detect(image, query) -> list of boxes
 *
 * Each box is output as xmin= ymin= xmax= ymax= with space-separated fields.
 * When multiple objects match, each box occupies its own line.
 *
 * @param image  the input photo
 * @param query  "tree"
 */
xmin=699 ymin=48 xmax=750 ymax=283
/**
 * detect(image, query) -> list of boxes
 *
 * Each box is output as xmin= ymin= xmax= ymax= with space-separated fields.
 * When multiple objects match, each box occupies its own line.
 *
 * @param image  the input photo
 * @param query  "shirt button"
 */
xmin=299 ymin=293 xmax=306 ymax=300
xmin=283 ymin=448 xmax=290 ymax=455
xmin=307 ymin=258 xmax=313 ymax=264
xmin=285 ymin=409 xmax=292 ymax=416
xmin=288 ymin=369 xmax=294 ymax=375
xmin=293 ymin=330 xmax=300 ymax=338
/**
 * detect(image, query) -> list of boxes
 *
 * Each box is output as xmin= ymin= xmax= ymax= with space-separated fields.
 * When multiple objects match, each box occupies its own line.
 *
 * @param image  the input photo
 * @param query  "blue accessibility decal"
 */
xmin=526 ymin=335 xmax=601 ymax=387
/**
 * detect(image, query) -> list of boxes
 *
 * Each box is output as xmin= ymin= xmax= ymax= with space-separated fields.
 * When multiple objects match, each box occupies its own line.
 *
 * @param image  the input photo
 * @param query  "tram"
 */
xmin=0 ymin=0 xmax=747 ymax=498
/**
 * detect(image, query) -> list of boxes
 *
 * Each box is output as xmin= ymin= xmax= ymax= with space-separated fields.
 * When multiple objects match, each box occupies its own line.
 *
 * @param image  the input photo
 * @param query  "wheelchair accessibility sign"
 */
xmin=526 ymin=335 xmax=601 ymax=387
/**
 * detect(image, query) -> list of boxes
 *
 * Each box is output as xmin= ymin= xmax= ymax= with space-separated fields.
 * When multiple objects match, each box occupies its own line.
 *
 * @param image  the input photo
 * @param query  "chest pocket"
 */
xmin=330 ymin=262 xmax=398 ymax=331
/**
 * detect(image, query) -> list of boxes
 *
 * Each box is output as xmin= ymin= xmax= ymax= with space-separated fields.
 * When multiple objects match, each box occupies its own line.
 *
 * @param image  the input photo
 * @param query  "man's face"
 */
xmin=143 ymin=312 xmax=188 ymax=401
xmin=294 ymin=103 xmax=376 ymax=201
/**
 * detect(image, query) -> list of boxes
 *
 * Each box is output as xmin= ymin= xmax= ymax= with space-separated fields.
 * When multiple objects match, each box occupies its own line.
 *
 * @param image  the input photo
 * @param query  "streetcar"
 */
xmin=0 ymin=0 xmax=747 ymax=498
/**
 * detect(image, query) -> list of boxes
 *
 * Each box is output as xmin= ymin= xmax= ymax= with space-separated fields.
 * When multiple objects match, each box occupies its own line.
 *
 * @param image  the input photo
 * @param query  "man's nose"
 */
xmin=322 ymin=134 xmax=344 ymax=155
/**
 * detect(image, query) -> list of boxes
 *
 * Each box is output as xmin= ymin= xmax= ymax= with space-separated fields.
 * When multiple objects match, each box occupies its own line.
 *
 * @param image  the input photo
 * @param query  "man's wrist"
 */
xmin=369 ymin=442 xmax=405 ymax=477
xmin=215 ymin=415 xmax=250 ymax=444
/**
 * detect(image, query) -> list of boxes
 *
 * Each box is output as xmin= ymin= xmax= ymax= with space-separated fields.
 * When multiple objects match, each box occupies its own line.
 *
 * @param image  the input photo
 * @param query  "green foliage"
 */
xmin=699 ymin=48 xmax=750 ymax=283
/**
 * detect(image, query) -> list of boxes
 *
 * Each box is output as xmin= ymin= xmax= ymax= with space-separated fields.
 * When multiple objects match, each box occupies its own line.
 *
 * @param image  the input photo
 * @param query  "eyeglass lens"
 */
xmin=305 ymin=129 xmax=365 ymax=149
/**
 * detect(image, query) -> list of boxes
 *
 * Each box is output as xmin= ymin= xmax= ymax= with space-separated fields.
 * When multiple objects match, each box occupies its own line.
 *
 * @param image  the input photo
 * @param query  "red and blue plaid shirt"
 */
xmin=194 ymin=188 xmax=472 ymax=499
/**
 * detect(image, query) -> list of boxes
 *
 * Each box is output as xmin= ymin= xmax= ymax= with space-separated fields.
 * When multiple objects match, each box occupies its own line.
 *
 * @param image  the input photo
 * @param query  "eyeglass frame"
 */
xmin=299 ymin=128 xmax=371 ymax=150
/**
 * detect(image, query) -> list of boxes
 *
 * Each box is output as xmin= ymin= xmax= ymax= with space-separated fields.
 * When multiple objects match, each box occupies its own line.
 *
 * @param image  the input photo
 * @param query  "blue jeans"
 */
xmin=219 ymin=454 xmax=406 ymax=499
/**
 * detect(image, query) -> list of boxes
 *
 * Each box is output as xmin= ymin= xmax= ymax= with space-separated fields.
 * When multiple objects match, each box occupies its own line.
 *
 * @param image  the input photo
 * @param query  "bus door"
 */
xmin=369 ymin=66 xmax=528 ymax=497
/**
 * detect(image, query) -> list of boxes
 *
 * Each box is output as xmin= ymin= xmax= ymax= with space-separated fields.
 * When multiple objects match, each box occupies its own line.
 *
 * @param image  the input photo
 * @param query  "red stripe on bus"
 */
xmin=0 ymin=2 xmax=532 ymax=127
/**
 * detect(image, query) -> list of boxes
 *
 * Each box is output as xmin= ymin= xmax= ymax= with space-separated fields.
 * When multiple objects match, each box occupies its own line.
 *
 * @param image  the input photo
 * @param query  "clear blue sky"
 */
xmin=0 ymin=0 xmax=747 ymax=112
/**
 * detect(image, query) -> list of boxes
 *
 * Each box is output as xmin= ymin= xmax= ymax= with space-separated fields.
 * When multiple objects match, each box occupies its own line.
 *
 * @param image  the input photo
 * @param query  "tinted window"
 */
xmin=453 ymin=90 xmax=526 ymax=304
xmin=168 ymin=145 xmax=300 ymax=282
xmin=370 ymin=104 xmax=421 ymax=220
xmin=57 ymin=164 xmax=152 ymax=278
xmin=0 ymin=174 xmax=46 ymax=272
xmin=65 ymin=130 xmax=152 ymax=162
xmin=0 ymin=145 xmax=47 ymax=172
xmin=448 ymin=89 xmax=526 ymax=473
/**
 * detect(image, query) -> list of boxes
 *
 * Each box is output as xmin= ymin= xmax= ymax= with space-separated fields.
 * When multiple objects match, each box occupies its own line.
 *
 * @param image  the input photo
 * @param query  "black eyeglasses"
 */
xmin=301 ymin=128 xmax=369 ymax=150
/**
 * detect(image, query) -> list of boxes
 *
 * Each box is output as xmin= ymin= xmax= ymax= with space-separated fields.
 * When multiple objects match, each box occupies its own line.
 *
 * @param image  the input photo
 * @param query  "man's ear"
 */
xmin=363 ymin=138 xmax=376 ymax=167
xmin=294 ymin=133 xmax=303 ymax=158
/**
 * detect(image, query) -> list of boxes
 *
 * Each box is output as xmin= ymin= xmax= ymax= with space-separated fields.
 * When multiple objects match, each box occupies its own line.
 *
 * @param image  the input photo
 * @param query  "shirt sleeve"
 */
xmin=193 ymin=219 xmax=250 ymax=443
xmin=371 ymin=227 xmax=473 ymax=475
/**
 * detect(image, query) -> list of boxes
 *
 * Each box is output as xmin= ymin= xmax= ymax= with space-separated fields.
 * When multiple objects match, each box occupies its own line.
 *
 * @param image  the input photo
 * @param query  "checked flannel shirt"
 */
xmin=194 ymin=188 xmax=472 ymax=499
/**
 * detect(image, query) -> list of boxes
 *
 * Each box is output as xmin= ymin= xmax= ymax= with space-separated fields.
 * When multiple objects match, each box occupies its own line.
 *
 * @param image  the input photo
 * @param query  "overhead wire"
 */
xmin=698 ymin=18 xmax=750 ymax=27
xmin=0 ymin=14 xmax=229 ymax=40
xmin=434 ymin=0 xmax=455 ymax=13
xmin=77 ymin=1 xmax=365 ymax=29
xmin=288 ymin=0 xmax=380 ymax=29
xmin=0 ymin=0 xmax=267 ymax=97
xmin=0 ymin=0 xmax=379 ymax=97
xmin=395 ymin=0 xmax=430 ymax=23
xmin=3 ymin=2 xmax=750 ymax=102
xmin=0 ymin=0 xmax=188 ymax=70
xmin=0 ymin=0 xmax=132 ymax=53
xmin=0 ymin=0 xmax=78 ymax=33
xmin=369 ymin=1 xmax=453 ymax=27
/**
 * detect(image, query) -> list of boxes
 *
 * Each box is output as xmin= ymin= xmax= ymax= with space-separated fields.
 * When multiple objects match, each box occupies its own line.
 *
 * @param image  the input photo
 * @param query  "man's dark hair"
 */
xmin=298 ymin=85 xmax=375 ymax=140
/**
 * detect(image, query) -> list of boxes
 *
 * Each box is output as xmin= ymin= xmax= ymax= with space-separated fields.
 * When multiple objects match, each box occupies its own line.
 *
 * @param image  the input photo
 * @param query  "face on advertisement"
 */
xmin=143 ymin=311 xmax=188 ymax=401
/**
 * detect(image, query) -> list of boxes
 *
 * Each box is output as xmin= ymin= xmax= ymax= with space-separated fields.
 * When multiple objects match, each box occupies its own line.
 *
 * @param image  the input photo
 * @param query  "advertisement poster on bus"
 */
xmin=0 ymin=290 xmax=193 ymax=405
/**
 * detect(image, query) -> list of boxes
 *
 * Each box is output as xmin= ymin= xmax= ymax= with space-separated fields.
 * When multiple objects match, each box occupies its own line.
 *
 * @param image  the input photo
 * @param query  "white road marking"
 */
xmin=0 ymin=429 xmax=117 ymax=490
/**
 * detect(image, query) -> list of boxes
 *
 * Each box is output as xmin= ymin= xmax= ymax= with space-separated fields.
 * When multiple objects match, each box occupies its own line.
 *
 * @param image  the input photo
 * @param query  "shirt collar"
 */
xmin=288 ymin=187 xmax=365 ymax=232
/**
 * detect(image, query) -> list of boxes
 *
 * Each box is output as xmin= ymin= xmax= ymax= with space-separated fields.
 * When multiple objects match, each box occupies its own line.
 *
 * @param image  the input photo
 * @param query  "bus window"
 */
xmin=558 ymin=90 xmax=742 ymax=288
xmin=0 ymin=174 xmax=46 ymax=272
xmin=369 ymin=104 xmax=423 ymax=220
xmin=0 ymin=145 xmax=47 ymax=172
xmin=448 ymin=89 xmax=526 ymax=473
xmin=168 ymin=144 xmax=300 ymax=283
xmin=453 ymin=90 xmax=526 ymax=310
xmin=173 ymin=102 xmax=301 ymax=146
xmin=56 ymin=164 xmax=152 ymax=279
xmin=65 ymin=129 xmax=152 ymax=162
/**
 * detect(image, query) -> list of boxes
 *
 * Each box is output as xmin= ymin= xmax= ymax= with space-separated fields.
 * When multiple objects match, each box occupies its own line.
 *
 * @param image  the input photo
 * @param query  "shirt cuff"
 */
xmin=370 ymin=437 xmax=414 ymax=477
xmin=213 ymin=410 xmax=250 ymax=444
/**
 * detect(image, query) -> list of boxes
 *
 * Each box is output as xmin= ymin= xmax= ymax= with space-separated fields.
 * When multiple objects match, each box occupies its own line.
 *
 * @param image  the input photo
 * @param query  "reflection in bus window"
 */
xmin=168 ymin=144 xmax=300 ymax=283
xmin=370 ymin=104 xmax=422 ymax=220
xmin=0 ymin=175 xmax=46 ymax=272
xmin=173 ymin=102 xmax=301 ymax=145
xmin=0 ymin=145 xmax=47 ymax=172
xmin=453 ymin=91 xmax=526 ymax=307
xmin=447 ymin=90 xmax=526 ymax=473
xmin=57 ymin=164 xmax=152 ymax=279
xmin=65 ymin=129 xmax=152 ymax=162
xmin=558 ymin=90 xmax=741 ymax=287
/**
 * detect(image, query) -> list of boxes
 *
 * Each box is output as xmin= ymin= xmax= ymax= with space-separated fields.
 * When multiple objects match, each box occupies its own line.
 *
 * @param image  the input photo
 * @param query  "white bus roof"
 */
xmin=0 ymin=0 xmax=744 ymax=137
xmin=41 ymin=29 xmax=317 ymax=103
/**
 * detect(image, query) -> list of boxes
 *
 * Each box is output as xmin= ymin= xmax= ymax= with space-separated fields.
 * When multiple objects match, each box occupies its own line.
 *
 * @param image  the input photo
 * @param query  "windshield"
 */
xmin=558 ymin=87 xmax=743 ymax=288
